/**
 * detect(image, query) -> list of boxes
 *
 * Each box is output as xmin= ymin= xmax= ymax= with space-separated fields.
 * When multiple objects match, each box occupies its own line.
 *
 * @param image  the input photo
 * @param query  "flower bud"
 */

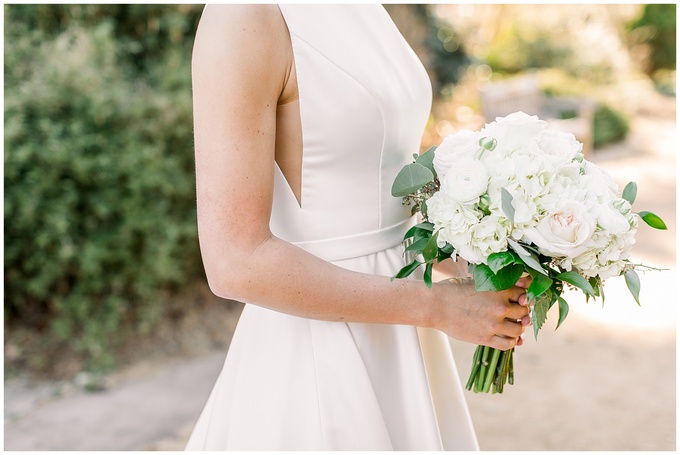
xmin=479 ymin=136 xmax=497 ymax=151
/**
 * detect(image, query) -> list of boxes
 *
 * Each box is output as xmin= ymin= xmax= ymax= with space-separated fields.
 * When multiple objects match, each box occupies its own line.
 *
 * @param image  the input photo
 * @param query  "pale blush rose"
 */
xmin=524 ymin=201 xmax=596 ymax=258
xmin=481 ymin=111 xmax=547 ymax=151
xmin=536 ymin=129 xmax=582 ymax=166
xmin=441 ymin=158 xmax=489 ymax=204
xmin=433 ymin=130 xmax=483 ymax=179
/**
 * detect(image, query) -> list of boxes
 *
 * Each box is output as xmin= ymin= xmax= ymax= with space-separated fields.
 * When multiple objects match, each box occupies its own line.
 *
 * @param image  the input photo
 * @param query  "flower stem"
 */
xmin=465 ymin=345 xmax=483 ymax=390
xmin=475 ymin=346 xmax=490 ymax=392
xmin=482 ymin=348 xmax=501 ymax=393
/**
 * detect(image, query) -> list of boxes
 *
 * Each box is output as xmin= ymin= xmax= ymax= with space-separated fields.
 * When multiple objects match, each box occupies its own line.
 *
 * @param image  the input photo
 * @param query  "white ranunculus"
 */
xmin=482 ymin=111 xmax=547 ymax=152
xmin=524 ymin=201 xmax=596 ymax=258
xmin=433 ymin=130 xmax=483 ymax=179
xmin=441 ymin=158 xmax=489 ymax=204
xmin=536 ymin=129 xmax=582 ymax=166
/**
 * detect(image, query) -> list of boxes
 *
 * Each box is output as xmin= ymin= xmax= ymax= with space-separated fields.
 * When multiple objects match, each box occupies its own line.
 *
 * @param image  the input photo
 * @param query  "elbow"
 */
xmin=203 ymin=260 xmax=244 ymax=302
xmin=202 ymin=246 xmax=267 ymax=302
xmin=199 ymin=231 xmax=274 ymax=302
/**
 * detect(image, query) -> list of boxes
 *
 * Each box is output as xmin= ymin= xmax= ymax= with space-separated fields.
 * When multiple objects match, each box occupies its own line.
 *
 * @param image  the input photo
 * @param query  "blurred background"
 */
xmin=4 ymin=3 xmax=676 ymax=451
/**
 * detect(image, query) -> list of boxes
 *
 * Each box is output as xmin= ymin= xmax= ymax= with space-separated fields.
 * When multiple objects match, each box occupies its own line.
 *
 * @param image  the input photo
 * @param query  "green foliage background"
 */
xmin=4 ymin=4 xmax=670 ymax=375
xmin=628 ymin=3 xmax=676 ymax=75
xmin=4 ymin=5 xmax=204 ymax=371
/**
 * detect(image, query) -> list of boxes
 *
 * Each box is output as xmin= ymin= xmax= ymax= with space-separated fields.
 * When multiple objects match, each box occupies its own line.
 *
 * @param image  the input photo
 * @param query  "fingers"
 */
xmin=498 ymin=318 xmax=525 ymax=339
xmin=504 ymin=298 xmax=530 ymax=321
xmin=489 ymin=334 xmax=523 ymax=351
xmin=515 ymin=275 xmax=532 ymax=289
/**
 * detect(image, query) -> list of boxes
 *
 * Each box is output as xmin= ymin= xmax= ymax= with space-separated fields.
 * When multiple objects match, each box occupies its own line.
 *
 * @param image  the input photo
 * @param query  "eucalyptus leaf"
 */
xmin=624 ymin=268 xmax=641 ymax=306
xmin=638 ymin=211 xmax=667 ymax=230
xmin=622 ymin=181 xmax=637 ymax=205
xmin=507 ymin=238 xmax=547 ymax=276
xmin=501 ymin=188 xmax=515 ymax=222
xmin=556 ymin=271 xmax=595 ymax=296
xmin=416 ymin=146 xmax=437 ymax=176
xmin=391 ymin=163 xmax=434 ymax=197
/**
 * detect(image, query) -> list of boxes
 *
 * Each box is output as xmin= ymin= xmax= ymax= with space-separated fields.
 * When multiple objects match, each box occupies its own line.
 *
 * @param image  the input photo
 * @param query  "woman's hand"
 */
xmin=431 ymin=276 xmax=532 ymax=351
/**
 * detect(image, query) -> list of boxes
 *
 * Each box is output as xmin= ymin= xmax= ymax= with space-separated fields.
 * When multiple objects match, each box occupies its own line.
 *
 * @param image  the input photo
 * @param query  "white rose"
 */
xmin=440 ymin=158 xmax=489 ymax=204
xmin=595 ymin=201 xmax=632 ymax=235
xmin=482 ymin=111 xmax=547 ymax=152
xmin=433 ymin=129 xmax=483 ymax=179
xmin=524 ymin=201 xmax=596 ymax=258
xmin=536 ymin=129 xmax=582 ymax=166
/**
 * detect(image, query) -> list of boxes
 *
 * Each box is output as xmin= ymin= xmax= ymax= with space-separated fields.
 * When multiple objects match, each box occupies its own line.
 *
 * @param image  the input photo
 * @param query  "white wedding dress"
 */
xmin=185 ymin=5 xmax=479 ymax=451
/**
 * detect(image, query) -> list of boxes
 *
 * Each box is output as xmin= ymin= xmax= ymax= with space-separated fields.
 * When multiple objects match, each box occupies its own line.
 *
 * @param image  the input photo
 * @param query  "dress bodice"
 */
xmin=271 ymin=5 xmax=432 ymax=262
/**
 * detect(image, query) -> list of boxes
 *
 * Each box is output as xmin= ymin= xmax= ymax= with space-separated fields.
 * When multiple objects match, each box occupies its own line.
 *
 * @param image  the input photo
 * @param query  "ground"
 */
xmin=4 ymin=81 xmax=676 ymax=451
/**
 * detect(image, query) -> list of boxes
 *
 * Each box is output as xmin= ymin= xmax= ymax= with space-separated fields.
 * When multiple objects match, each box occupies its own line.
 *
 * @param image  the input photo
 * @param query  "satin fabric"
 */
xmin=185 ymin=5 xmax=479 ymax=450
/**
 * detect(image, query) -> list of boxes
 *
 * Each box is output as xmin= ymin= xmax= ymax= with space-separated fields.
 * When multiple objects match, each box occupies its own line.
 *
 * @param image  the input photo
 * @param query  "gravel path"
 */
xmin=4 ymin=103 xmax=675 ymax=451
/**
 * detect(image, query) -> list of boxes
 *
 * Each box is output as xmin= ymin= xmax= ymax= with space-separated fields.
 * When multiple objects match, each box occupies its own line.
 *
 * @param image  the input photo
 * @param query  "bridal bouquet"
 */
xmin=391 ymin=111 xmax=666 ymax=394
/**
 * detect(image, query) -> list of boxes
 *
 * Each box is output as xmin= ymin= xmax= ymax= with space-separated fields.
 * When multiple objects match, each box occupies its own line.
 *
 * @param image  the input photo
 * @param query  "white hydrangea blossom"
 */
xmin=425 ymin=111 xmax=637 ymax=277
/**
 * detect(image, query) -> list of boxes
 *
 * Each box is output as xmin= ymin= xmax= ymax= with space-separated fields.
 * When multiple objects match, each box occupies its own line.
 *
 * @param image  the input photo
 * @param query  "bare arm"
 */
xmin=192 ymin=5 xmax=528 ymax=350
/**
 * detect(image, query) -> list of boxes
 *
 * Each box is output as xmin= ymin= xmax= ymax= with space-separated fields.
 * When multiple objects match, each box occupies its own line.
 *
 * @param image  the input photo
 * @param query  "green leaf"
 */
xmin=507 ymin=238 xmax=548 ymax=276
xmin=423 ymin=231 xmax=439 ymax=262
xmin=556 ymin=295 xmax=569 ymax=330
xmin=491 ymin=263 xmax=525 ymax=291
xmin=472 ymin=264 xmax=499 ymax=292
xmin=424 ymin=262 xmax=433 ymax=288
xmin=414 ymin=222 xmax=434 ymax=232
xmin=556 ymin=271 xmax=595 ymax=296
xmin=405 ymin=237 xmax=429 ymax=254
xmin=527 ymin=273 xmax=553 ymax=303
xmin=638 ymin=211 xmax=667 ymax=230
xmin=415 ymin=146 xmax=437 ymax=176
xmin=391 ymin=163 xmax=434 ymax=197
xmin=531 ymin=291 xmax=551 ymax=339
xmin=622 ymin=181 xmax=637 ymax=205
xmin=501 ymin=188 xmax=515 ymax=222
xmin=487 ymin=251 xmax=520 ymax=274
xmin=624 ymin=268 xmax=641 ymax=306
xmin=403 ymin=222 xmax=433 ymax=241
xmin=588 ymin=277 xmax=600 ymax=297
xmin=437 ymin=243 xmax=454 ymax=262
xmin=392 ymin=259 xmax=422 ymax=280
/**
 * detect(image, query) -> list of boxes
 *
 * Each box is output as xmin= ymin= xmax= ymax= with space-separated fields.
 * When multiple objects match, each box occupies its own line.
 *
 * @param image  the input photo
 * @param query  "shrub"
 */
xmin=592 ymin=104 xmax=630 ymax=149
xmin=628 ymin=4 xmax=676 ymax=75
xmin=4 ymin=19 xmax=201 ymax=372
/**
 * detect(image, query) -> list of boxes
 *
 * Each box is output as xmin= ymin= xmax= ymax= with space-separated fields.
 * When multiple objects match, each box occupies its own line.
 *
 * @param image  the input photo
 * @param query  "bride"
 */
xmin=185 ymin=4 xmax=531 ymax=450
